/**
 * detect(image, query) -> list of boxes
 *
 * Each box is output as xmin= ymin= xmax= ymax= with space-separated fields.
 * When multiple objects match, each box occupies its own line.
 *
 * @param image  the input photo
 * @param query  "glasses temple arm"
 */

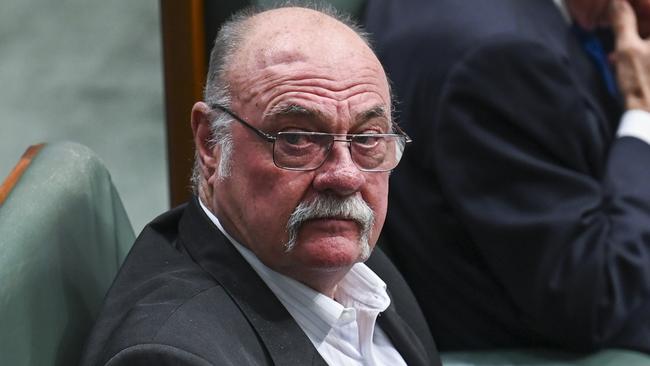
xmin=392 ymin=123 xmax=412 ymax=143
xmin=211 ymin=104 xmax=275 ymax=142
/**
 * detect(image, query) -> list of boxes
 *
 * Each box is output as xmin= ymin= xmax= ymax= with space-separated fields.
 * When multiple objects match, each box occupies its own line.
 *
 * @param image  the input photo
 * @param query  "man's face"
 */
xmin=208 ymin=9 xmax=392 ymax=288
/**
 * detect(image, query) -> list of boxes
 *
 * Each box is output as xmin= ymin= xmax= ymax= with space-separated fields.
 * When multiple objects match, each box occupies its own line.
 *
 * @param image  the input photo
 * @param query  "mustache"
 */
xmin=284 ymin=193 xmax=375 ymax=254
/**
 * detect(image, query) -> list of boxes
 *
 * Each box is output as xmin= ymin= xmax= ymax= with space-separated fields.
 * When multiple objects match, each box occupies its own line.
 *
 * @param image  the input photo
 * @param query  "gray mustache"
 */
xmin=285 ymin=194 xmax=375 ymax=253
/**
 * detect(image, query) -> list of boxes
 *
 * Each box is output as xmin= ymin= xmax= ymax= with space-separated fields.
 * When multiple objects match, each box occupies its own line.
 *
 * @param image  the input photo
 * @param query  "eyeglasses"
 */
xmin=211 ymin=104 xmax=411 ymax=172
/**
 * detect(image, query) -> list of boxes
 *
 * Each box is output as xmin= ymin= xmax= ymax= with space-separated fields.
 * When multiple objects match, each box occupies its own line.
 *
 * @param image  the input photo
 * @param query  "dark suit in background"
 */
xmin=80 ymin=198 xmax=440 ymax=365
xmin=365 ymin=0 xmax=650 ymax=352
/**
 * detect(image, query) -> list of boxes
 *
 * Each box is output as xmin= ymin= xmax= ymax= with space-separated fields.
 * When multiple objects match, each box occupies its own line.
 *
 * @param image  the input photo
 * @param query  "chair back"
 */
xmin=0 ymin=142 xmax=135 ymax=366
xmin=442 ymin=348 xmax=650 ymax=366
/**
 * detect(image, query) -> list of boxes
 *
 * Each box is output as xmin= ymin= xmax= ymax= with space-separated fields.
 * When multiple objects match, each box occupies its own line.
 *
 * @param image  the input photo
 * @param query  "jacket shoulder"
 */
xmin=101 ymin=286 xmax=270 ymax=365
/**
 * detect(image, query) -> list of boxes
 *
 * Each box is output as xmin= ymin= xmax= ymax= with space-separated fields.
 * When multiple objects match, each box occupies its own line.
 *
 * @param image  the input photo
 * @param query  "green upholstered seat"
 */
xmin=0 ymin=142 xmax=135 ymax=366
xmin=441 ymin=348 xmax=650 ymax=365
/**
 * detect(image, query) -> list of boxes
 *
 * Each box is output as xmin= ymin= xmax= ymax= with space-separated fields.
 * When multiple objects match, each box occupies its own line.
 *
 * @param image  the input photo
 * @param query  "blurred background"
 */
xmin=0 ymin=0 xmax=364 ymax=233
xmin=0 ymin=0 xmax=167 ymax=232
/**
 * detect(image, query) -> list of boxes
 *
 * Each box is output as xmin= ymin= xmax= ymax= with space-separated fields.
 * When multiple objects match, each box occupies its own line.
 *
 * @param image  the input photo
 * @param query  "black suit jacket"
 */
xmin=80 ymin=197 xmax=440 ymax=365
xmin=365 ymin=0 xmax=650 ymax=352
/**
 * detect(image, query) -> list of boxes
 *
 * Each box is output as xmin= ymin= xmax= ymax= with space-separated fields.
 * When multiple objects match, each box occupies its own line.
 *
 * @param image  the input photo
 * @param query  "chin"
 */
xmin=298 ymin=236 xmax=372 ymax=269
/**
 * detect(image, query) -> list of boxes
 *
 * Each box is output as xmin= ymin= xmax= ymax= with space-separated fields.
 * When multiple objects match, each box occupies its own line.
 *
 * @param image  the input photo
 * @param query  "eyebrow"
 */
xmin=265 ymin=103 xmax=391 ymax=129
xmin=356 ymin=105 xmax=389 ymax=125
xmin=265 ymin=104 xmax=322 ymax=120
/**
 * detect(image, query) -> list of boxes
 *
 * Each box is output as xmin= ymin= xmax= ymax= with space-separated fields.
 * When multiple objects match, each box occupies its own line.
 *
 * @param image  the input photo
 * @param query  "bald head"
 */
xmin=203 ymin=5 xmax=378 ymax=104
xmin=232 ymin=7 xmax=375 ymax=76
xmin=223 ymin=7 xmax=386 ymax=107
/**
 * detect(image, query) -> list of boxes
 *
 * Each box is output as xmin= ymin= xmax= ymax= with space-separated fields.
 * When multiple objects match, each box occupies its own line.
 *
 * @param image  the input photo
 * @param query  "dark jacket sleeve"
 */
xmin=434 ymin=36 xmax=650 ymax=350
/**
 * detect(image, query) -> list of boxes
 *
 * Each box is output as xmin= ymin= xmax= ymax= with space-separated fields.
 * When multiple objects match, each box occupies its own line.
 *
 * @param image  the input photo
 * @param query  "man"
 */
xmin=365 ymin=0 xmax=650 ymax=352
xmin=80 ymin=4 xmax=440 ymax=366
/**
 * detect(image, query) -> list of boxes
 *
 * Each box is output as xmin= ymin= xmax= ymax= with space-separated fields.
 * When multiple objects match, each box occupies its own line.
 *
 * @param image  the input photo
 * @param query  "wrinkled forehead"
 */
xmin=227 ymin=7 xmax=389 ymax=98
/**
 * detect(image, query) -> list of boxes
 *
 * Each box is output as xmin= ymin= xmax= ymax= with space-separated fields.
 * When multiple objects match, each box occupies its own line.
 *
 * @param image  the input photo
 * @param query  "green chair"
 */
xmin=0 ymin=142 xmax=135 ymax=366
xmin=441 ymin=348 xmax=650 ymax=366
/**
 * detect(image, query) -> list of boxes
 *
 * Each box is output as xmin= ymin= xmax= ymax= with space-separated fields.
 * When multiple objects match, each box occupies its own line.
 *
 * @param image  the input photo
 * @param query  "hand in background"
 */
xmin=610 ymin=0 xmax=650 ymax=111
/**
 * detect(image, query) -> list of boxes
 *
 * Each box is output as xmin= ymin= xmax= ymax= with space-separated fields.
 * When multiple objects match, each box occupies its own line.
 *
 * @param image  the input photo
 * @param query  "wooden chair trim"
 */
xmin=0 ymin=143 xmax=46 ymax=206
xmin=160 ymin=0 xmax=206 ymax=207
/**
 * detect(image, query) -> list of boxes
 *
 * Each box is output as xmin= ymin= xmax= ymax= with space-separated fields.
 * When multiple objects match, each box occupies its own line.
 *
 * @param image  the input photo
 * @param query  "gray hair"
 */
xmin=191 ymin=1 xmax=382 ymax=193
xmin=190 ymin=7 xmax=249 ymax=191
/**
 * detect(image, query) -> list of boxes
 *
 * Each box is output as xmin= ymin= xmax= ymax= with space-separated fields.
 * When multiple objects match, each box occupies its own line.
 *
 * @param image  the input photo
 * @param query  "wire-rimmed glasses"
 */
xmin=211 ymin=104 xmax=411 ymax=172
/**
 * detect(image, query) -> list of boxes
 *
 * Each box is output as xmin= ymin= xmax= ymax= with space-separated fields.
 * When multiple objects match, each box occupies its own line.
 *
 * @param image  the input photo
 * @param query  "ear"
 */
xmin=191 ymin=102 xmax=219 ymax=180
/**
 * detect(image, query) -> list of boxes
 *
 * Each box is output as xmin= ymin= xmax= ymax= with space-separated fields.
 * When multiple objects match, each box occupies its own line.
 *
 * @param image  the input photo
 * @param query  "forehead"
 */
xmin=226 ymin=8 xmax=391 ymax=121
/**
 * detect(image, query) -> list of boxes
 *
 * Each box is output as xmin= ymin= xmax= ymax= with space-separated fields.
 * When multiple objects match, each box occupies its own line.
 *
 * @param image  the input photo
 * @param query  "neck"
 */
xmin=198 ymin=179 xmax=214 ymax=209
xmin=285 ymin=267 xmax=351 ymax=299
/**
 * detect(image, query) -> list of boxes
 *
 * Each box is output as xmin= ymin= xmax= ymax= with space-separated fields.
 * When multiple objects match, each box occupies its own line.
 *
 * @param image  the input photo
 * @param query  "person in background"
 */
xmin=365 ymin=0 xmax=650 ymax=352
xmin=80 ymin=3 xmax=440 ymax=365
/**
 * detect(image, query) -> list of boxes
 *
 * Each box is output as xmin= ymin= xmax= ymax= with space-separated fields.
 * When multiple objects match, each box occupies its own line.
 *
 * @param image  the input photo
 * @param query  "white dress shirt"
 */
xmin=552 ymin=0 xmax=650 ymax=145
xmin=199 ymin=200 xmax=407 ymax=366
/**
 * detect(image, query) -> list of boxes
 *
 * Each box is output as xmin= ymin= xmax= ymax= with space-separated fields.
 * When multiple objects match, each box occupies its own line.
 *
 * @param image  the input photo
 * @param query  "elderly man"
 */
xmin=366 ymin=0 xmax=650 ymax=352
xmin=80 ymin=5 xmax=440 ymax=366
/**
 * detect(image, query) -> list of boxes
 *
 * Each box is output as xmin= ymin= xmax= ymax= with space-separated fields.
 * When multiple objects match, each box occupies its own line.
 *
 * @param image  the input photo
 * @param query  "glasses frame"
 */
xmin=210 ymin=104 xmax=412 ymax=172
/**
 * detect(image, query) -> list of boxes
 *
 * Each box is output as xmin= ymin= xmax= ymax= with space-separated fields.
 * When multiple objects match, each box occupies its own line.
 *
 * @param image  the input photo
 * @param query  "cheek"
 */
xmin=221 ymin=139 xmax=300 ymax=235
xmin=245 ymin=168 xmax=313 ymax=235
xmin=364 ymin=175 xmax=389 ymax=232
xmin=373 ymin=196 xmax=388 ymax=236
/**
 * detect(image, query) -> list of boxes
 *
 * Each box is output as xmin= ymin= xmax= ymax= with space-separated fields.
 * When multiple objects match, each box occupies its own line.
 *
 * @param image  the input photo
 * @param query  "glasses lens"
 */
xmin=274 ymin=132 xmax=332 ymax=170
xmin=351 ymin=135 xmax=404 ymax=171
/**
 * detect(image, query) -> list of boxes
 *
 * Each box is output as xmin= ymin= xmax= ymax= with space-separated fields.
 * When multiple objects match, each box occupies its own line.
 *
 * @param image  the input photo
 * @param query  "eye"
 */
xmin=353 ymin=134 xmax=382 ymax=148
xmin=280 ymin=132 xmax=311 ymax=146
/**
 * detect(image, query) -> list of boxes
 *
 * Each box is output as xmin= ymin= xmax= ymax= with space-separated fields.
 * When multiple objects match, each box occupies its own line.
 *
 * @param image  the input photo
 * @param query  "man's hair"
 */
xmin=191 ymin=1 xmax=376 ymax=192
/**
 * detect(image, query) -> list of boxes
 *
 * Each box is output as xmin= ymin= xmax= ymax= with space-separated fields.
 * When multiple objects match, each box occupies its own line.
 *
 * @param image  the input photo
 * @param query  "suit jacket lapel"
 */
xmin=378 ymin=301 xmax=435 ymax=366
xmin=179 ymin=197 xmax=327 ymax=366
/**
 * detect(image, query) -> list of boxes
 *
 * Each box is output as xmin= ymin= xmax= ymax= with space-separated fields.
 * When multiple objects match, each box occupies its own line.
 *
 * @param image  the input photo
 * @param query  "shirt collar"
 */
xmin=198 ymin=199 xmax=391 ymax=344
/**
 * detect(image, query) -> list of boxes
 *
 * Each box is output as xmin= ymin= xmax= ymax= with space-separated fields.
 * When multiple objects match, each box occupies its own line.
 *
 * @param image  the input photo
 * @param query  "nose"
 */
xmin=312 ymin=141 xmax=366 ymax=196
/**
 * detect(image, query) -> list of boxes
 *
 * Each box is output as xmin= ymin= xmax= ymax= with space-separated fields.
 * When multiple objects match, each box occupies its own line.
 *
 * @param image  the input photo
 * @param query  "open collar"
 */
xmin=180 ymin=196 xmax=433 ymax=366
xmin=179 ymin=197 xmax=328 ymax=366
